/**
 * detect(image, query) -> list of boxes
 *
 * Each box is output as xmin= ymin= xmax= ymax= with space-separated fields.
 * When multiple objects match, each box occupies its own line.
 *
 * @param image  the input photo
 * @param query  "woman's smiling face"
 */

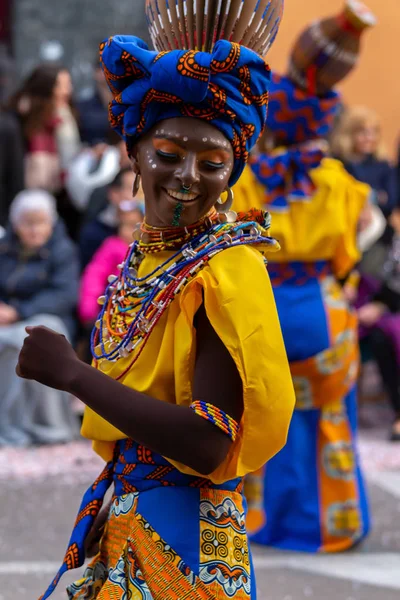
xmin=132 ymin=117 xmax=234 ymax=228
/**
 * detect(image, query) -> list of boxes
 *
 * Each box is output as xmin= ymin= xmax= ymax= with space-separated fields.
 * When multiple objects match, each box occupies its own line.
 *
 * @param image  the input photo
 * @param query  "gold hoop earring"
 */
xmin=216 ymin=188 xmax=237 ymax=223
xmin=132 ymin=173 xmax=141 ymax=198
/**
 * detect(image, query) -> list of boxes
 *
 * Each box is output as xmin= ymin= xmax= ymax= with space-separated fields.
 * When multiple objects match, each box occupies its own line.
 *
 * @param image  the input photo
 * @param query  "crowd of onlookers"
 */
xmin=330 ymin=105 xmax=400 ymax=441
xmin=0 ymin=55 xmax=144 ymax=446
xmin=0 ymin=52 xmax=399 ymax=446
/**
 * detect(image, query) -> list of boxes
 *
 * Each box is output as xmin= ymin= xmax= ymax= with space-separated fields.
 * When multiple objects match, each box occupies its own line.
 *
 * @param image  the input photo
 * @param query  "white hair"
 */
xmin=9 ymin=189 xmax=58 ymax=227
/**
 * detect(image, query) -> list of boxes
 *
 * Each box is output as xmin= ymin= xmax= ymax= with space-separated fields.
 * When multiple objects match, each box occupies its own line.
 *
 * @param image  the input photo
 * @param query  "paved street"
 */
xmin=1 ymin=423 xmax=400 ymax=600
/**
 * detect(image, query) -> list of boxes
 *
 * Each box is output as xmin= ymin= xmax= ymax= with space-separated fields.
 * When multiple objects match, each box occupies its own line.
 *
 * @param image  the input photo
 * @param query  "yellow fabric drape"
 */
xmin=82 ymin=245 xmax=295 ymax=484
xmin=233 ymin=158 xmax=370 ymax=279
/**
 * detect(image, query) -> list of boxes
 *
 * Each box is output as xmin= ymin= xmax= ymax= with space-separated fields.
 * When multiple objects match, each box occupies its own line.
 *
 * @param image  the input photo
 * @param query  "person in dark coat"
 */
xmin=0 ymin=189 xmax=79 ymax=446
xmin=0 ymin=52 xmax=25 ymax=227
xmin=0 ymin=112 xmax=25 ymax=227
xmin=345 ymin=158 xmax=397 ymax=218
xmin=78 ymin=167 xmax=136 ymax=269
xmin=331 ymin=105 xmax=397 ymax=217
xmin=76 ymin=64 xmax=112 ymax=146
xmin=354 ymin=206 xmax=400 ymax=441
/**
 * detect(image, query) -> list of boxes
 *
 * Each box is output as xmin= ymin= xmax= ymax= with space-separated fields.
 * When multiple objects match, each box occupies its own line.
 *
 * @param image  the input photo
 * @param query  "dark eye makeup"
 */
xmin=202 ymin=160 xmax=225 ymax=170
xmin=156 ymin=149 xmax=179 ymax=162
xmin=156 ymin=150 xmax=225 ymax=171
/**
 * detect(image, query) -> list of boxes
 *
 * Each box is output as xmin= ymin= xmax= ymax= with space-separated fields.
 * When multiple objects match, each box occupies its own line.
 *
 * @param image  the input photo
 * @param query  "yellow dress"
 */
xmin=233 ymin=158 xmax=372 ymax=553
xmin=42 ymin=241 xmax=295 ymax=600
xmin=82 ymin=244 xmax=295 ymax=481
xmin=234 ymin=157 xmax=369 ymax=278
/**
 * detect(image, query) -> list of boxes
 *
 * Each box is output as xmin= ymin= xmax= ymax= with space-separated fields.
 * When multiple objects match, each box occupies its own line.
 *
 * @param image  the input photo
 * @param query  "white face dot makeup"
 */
xmin=161 ymin=131 xmax=182 ymax=140
xmin=219 ymin=174 xmax=224 ymax=179
xmin=202 ymin=137 xmax=208 ymax=142
xmin=183 ymin=136 xmax=188 ymax=142
xmin=152 ymin=163 xmax=157 ymax=169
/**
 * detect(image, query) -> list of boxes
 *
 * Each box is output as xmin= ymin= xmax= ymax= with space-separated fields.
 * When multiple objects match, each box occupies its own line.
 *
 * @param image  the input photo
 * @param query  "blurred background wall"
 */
xmin=269 ymin=0 xmax=400 ymax=158
xmin=11 ymin=0 xmax=150 ymax=98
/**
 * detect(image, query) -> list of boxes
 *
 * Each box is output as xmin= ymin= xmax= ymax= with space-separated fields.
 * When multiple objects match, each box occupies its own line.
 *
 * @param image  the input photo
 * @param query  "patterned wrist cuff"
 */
xmin=190 ymin=400 xmax=240 ymax=442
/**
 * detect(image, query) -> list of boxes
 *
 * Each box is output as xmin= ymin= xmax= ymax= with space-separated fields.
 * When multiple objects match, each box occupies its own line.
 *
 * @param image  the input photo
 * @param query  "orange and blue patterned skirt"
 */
xmin=41 ymin=440 xmax=254 ymax=599
xmin=245 ymin=261 xmax=370 ymax=553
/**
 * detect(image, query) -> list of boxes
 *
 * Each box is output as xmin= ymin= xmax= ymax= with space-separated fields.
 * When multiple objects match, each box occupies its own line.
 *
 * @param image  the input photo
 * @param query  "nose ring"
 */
xmin=181 ymin=184 xmax=192 ymax=192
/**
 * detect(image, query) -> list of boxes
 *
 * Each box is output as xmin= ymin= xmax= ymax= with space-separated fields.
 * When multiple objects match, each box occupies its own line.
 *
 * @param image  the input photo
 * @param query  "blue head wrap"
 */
xmin=250 ymin=72 xmax=341 ymax=209
xmin=100 ymin=36 xmax=271 ymax=185
xmin=266 ymin=73 xmax=341 ymax=145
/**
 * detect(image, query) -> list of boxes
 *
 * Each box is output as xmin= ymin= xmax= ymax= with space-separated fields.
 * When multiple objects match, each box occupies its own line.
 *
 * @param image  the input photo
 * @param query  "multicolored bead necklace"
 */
xmin=91 ymin=209 xmax=277 ymax=379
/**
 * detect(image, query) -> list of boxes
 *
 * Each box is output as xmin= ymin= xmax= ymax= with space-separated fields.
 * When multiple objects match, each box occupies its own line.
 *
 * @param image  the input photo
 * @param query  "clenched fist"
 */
xmin=16 ymin=326 xmax=82 ymax=392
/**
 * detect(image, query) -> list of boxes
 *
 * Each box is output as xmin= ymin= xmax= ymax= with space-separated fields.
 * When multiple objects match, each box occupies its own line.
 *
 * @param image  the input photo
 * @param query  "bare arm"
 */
xmin=17 ymin=303 xmax=243 ymax=475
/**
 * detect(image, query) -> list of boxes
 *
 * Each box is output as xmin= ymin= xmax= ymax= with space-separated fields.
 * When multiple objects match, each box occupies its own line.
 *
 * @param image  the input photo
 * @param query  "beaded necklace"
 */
xmin=91 ymin=209 xmax=277 ymax=379
xmin=137 ymin=208 xmax=220 ymax=253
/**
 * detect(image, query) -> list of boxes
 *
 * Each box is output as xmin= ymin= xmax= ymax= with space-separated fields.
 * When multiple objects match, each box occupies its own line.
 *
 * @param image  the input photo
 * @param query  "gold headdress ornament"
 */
xmin=145 ymin=0 xmax=284 ymax=55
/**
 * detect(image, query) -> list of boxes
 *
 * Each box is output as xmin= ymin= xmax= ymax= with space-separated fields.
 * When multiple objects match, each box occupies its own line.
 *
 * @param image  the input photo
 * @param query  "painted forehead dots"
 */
xmin=155 ymin=130 xmax=229 ymax=149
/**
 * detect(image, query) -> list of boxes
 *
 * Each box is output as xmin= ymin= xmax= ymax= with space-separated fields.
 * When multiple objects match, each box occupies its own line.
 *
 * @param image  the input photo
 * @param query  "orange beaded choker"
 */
xmin=136 ymin=208 xmax=220 ymax=254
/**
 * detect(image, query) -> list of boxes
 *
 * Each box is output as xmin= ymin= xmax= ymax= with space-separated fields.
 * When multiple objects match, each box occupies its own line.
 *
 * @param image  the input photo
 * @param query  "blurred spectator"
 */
xmin=10 ymin=63 xmax=80 ymax=192
xmin=354 ymin=206 xmax=400 ymax=441
xmin=76 ymin=62 xmax=112 ymax=146
xmin=66 ymin=132 xmax=130 ymax=215
xmin=78 ymin=201 xmax=144 ymax=325
xmin=0 ymin=51 xmax=13 ymax=103
xmin=78 ymin=167 xmax=138 ymax=269
xmin=9 ymin=64 xmax=81 ymax=192
xmin=331 ymin=106 xmax=397 ymax=217
xmin=9 ymin=63 xmax=83 ymax=240
xmin=0 ymin=53 xmax=24 ymax=227
xmin=0 ymin=190 xmax=80 ymax=446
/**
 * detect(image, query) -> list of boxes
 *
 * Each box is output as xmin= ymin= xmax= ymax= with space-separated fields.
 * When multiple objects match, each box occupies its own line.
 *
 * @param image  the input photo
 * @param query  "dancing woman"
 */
xmin=17 ymin=1 xmax=294 ymax=598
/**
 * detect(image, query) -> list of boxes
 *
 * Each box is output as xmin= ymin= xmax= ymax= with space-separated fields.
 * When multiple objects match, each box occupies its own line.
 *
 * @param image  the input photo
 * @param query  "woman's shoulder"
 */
xmin=375 ymin=158 xmax=394 ymax=172
xmin=210 ymin=242 xmax=268 ymax=269
xmin=312 ymin=157 xmax=370 ymax=191
xmin=312 ymin=157 xmax=351 ymax=178
xmin=48 ymin=224 xmax=78 ymax=258
xmin=98 ymin=235 xmax=127 ymax=251
xmin=94 ymin=235 xmax=128 ymax=261
xmin=200 ymin=244 xmax=272 ymax=299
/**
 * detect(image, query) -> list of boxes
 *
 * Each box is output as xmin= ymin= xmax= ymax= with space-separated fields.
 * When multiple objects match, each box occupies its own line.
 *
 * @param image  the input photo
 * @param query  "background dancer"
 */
xmin=234 ymin=0 xmax=375 ymax=553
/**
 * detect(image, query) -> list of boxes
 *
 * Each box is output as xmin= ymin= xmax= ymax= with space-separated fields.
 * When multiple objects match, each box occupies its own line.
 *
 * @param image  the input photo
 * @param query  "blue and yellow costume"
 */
xmin=39 ymin=23 xmax=295 ymax=600
xmin=234 ymin=74 xmax=371 ymax=553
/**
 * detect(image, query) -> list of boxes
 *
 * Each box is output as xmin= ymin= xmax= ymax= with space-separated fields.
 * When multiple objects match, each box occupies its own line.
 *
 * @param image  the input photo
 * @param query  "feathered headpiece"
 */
xmin=100 ymin=0 xmax=284 ymax=185
xmin=145 ymin=0 xmax=283 ymax=55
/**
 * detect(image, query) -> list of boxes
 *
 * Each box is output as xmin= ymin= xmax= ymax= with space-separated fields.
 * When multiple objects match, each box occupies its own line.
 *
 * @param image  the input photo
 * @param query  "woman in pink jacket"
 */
xmin=78 ymin=201 xmax=144 ymax=326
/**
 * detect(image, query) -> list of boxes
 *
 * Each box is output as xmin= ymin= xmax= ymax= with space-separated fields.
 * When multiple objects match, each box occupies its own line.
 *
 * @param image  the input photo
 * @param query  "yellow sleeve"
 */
xmin=233 ymin=165 xmax=266 ymax=212
xmin=233 ymin=159 xmax=370 ymax=269
xmin=169 ymin=244 xmax=295 ymax=484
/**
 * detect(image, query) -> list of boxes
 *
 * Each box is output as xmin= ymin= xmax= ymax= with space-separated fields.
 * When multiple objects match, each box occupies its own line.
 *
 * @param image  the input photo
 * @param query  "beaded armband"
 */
xmin=190 ymin=400 xmax=240 ymax=442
